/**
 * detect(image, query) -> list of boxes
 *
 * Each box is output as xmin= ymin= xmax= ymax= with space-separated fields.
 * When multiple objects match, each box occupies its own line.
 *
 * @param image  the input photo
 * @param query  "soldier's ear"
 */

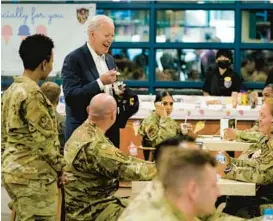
xmin=90 ymin=31 xmax=95 ymax=39
xmin=110 ymin=111 xmax=115 ymax=121
xmin=86 ymin=106 xmax=90 ymax=115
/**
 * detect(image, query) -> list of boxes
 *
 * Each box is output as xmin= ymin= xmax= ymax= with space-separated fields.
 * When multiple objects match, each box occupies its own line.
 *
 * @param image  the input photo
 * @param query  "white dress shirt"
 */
xmin=87 ymin=42 xmax=113 ymax=95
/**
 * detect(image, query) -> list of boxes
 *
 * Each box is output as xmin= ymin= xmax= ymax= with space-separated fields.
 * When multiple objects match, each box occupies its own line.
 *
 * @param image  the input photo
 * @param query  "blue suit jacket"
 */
xmin=61 ymin=43 xmax=139 ymax=147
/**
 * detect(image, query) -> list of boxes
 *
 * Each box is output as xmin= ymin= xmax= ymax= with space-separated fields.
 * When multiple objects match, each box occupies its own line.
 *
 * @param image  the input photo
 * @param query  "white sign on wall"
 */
xmin=1 ymin=4 xmax=96 ymax=76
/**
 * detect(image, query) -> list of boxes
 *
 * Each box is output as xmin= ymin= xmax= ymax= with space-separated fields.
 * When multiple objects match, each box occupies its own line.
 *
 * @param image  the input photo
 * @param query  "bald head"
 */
xmin=88 ymin=93 xmax=117 ymax=120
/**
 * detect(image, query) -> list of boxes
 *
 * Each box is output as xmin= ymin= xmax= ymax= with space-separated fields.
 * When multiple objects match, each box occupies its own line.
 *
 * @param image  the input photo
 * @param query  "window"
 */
xmin=156 ymin=49 xmax=234 ymax=82
xmin=156 ymin=10 xmax=235 ymax=43
xmin=110 ymin=48 xmax=149 ymax=81
xmin=242 ymin=0 xmax=272 ymax=3
xmin=97 ymin=9 xmax=149 ymax=42
xmin=131 ymin=88 xmax=149 ymax=94
xmin=242 ymin=10 xmax=273 ymax=43
xmin=240 ymin=50 xmax=273 ymax=82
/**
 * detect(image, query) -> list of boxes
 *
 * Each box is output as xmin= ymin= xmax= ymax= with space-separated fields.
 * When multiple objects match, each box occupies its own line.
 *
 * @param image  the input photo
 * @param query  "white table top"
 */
xmin=132 ymin=179 xmax=256 ymax=196
xmin=57 ymin=95 xmax=260 ymax=121
xmin=196 ymin=136 xmax=253 ymax=151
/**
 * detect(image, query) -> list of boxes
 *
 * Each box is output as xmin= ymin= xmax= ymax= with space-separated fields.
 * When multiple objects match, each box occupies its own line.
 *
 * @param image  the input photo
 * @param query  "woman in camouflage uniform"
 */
xmin=139 ymin=91 xmax=179 ymax=160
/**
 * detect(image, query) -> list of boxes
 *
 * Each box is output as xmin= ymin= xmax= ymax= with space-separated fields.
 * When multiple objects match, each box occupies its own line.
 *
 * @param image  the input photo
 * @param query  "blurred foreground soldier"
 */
xmin=1 ymin=34 xmax=65 ymax=221
xmin=119 ymin=146 xmax=221 ymax=221
xmin=217 ymin=98 xmax=273 ymax=218
xmin=119 ymin=136 xmax=248 ymax=221
xmin=64 ymin=93 xmax=156 ymax=221
xmin=224 ymin=84 xmax=273 ymax=143
xmin=118 ymin=135 xmax=201 ymax=221
xmin=41 ymin=81 xmax=66 ymax=153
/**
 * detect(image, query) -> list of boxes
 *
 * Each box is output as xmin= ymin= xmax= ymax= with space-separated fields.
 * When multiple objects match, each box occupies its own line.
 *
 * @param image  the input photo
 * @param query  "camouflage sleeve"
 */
xmin=57 ymin=116 xmax=66 ymax=153
xmin=236 ymin=130 xmax=263 ymax=143
xmin=235 ymin=121 xmax=261 ymax=143
xmin=86 ymin=143 xmax=156 ymax=181
xmin=224 ymin=150 xmax=273 ymax=184
xmin=139 ymin=116 xmax=177 ymax=147
xmin=248 ymin=121 xmax=260 ymax=132
xmin=235 ymin=120 xmax=261 ymax=143
xmin=25 ymin=93 xmax=65 ymax=172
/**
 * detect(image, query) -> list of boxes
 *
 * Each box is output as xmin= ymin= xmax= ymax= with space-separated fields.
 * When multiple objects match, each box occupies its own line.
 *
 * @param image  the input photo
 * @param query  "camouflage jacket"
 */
xmin=64 ymin=120 xmax=156 ymax=221
xmin=138 ymin=111 xmax=178 ymax=147
xmin=118 ymin=179 xmax=187 ymax=221
xmin=119 ymin=179 xmax=249 ymax=221
xmin=225 ymin=136 xmax=273 ymax=185
xmin=1 ymin=76 xmax=65 ymax=184
xmin=236 ymin=121 xmax=263 ymax=143
xmin=56 ymin=111 xmax=65 ymax=154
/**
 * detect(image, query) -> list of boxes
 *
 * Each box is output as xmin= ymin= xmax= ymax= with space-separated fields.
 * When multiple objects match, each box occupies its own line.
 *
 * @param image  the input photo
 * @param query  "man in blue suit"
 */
xmin=61 ymin=15 xmax=139 ymax=148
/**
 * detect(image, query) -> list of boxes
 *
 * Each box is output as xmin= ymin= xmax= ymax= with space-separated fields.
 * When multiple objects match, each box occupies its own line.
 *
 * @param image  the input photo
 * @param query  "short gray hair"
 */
xmin=265 ymin=83 xmax=273 ymax=90
xmin=87 ymin=15 xmax=114 ymax=34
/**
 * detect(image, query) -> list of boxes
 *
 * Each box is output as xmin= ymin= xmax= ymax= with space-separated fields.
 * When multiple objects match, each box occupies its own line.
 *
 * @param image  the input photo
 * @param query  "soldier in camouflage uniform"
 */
xmin=1 ymin=35 xmax=65 ymax=221
xmin=40 ymin=81 xmax=66 ymax=221
xmin=118 ymin=136 xmax=250 ymax=221
xmin=64 ymin=93 xmax=156 ymax=221
xmin=224 ymin=84 xmax=273 ymax=143
xmin=139 ymin=91 xmax=179 ymax=160
xmin=218 ymin=98 xmax=273 ymax=218
xmin=119 ymin=148 xmax=226 ymax=221
xmin=41 ymin=81 xmax=66 ymax=154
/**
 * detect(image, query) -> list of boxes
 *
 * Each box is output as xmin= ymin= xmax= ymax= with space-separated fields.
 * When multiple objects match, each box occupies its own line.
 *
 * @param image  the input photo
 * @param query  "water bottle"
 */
xmin=57 ymin=85 xmax=65 ymax=115
xmin=215 ymin=151 xmax=226 ymax=179
xmin=263 ymin=208 xmax=273 ymax=221
xmin=215 ymin=151 xmax=226 ymax=164
xmin=128 ymin=142 xmax=138 ymax=156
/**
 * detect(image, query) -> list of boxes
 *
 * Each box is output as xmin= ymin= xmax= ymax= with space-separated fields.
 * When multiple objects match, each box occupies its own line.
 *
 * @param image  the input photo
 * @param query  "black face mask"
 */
xmin=217 ymin=60 xmax=230 ymax=69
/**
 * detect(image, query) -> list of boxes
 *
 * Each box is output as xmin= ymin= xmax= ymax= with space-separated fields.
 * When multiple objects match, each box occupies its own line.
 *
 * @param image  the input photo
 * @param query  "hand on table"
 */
xmin=223 ymin=128 xmax=236 ymax=141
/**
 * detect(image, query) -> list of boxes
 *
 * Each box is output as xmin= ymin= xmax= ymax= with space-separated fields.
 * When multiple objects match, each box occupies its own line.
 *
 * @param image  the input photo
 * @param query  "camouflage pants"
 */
xmin=3 ymin=177 xmax=58 ymax=221
xmin=66 ymin=196 xmax=129 ymax=221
